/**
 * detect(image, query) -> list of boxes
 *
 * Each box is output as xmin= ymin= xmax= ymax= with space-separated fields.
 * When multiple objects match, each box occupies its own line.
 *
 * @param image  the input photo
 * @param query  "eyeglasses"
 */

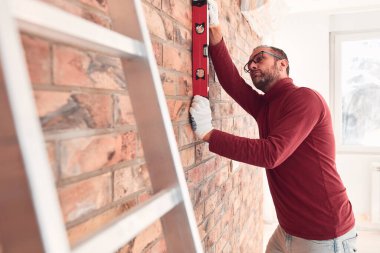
xmin=244 ymin=51 xmax=284 ymax=73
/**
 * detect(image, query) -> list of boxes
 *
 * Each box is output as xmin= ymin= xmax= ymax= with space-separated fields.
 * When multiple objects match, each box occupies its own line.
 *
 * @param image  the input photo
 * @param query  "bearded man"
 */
xmin=189 ymin=1 xmax=357 ymax=252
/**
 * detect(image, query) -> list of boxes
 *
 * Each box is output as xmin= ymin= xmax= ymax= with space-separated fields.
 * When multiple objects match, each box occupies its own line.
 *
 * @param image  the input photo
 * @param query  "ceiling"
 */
xmin=283 ymin=0 xmax=380 ymax=14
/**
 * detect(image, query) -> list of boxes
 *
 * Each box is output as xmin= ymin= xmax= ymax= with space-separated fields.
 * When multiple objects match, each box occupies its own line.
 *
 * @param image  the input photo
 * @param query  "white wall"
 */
xmin=263 ymin=9 xmax=380 ymax=228
xmin=270 ymin=12 xmax=330 ymax=100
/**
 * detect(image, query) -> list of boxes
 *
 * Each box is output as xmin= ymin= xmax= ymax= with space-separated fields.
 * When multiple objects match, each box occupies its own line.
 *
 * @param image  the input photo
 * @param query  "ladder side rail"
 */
xmin=11 ymin=0 xmax=146 ymax=59
xmin=108 ymin=0 xmax=204 ymax=252
xmin=72 ymin=186 xmax=182 ymax=253
xmin=133 ymin=3 xmax=203 ymax=251
xmin=0 ymin=1 xmax=71 ymax=252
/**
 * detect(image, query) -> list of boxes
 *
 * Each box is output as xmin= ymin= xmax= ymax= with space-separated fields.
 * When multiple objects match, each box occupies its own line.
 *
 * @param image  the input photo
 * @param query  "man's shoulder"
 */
xmin=286 ymin=87 xmax=327 ymax=113
xmin=292 ymin=87 xmax=323 ymax=101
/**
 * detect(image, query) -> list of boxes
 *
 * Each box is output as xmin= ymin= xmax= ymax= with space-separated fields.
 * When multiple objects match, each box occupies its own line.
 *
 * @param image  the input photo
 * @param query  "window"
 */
xmin=331 ymin=31 xmax=380 ymax=152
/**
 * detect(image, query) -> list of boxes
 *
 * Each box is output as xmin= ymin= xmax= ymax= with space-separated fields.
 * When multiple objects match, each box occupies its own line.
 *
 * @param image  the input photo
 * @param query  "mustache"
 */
xmin=251 ymin=70 xmax=262 ymax=75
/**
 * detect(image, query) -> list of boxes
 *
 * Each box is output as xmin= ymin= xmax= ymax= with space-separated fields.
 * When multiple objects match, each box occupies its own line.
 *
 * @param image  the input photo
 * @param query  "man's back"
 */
xmin=261 ymin=84 xmax=355 ymax=239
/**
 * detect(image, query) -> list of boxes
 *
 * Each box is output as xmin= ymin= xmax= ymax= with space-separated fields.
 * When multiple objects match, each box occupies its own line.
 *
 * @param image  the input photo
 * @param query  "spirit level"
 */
xmin=192 ymin=0 xmax=209 ymax=97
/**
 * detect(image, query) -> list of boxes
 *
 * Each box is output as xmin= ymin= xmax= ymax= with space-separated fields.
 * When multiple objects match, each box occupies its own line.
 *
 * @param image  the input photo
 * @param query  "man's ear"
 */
xmin=280 ymin=59 xmax=288 ymax=68
xmin=279 ymin=59 xmax=288 ymax=71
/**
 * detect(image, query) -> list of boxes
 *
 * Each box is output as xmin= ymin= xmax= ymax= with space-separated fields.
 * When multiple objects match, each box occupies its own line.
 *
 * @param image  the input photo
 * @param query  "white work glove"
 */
xmin=208 ymin=0 xmax=219 ymax=27
xmin=189 ymin=95 xmax=213 ymax=139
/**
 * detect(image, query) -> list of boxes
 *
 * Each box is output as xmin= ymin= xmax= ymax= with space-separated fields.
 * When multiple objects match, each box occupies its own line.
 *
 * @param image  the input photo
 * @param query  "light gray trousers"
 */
xmin=265 ymin=226 xmax=358 ymax=253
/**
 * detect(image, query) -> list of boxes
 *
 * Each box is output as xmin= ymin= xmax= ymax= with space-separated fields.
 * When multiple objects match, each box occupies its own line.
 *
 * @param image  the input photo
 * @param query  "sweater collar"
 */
xmin=263 ymin=78 xmax=295 ymax=102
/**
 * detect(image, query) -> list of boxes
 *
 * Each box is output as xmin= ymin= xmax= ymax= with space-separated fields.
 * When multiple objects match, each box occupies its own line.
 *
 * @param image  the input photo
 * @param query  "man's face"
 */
xmin=247 ymin=48 xmax=282 ymax=92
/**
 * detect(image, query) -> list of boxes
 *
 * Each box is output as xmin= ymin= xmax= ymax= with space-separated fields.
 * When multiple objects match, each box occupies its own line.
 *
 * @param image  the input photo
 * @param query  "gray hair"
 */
xmin=254 ymin=45 xmax=290 ymax=75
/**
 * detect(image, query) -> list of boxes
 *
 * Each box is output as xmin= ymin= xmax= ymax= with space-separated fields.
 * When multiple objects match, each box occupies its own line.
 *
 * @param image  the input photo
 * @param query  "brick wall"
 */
xmin=17 ymin=0 xmax=263 ymax=252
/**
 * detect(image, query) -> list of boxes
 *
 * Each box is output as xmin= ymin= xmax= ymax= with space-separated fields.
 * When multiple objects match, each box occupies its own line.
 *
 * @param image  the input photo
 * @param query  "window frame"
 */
xmin=330 ymin=30 xmax=380 ymax=154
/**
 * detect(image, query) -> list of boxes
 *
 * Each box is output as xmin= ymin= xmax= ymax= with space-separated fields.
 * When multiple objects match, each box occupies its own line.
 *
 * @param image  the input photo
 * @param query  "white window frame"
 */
xmin=330 ymin=30 xmax=380 ymax=154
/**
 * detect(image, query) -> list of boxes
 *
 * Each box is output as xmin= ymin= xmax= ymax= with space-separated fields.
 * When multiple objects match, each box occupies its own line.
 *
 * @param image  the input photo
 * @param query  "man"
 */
xmin=189 ymin=1 xmax=357 ymax=252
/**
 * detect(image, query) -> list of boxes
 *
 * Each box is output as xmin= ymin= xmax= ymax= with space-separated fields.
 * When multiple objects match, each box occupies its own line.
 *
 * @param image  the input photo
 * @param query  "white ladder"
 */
xmin=0 ymin=0 xmax=203 ymax=252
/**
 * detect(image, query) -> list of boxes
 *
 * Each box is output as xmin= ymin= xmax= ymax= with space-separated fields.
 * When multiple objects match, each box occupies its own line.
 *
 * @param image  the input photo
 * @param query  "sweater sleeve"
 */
xmin=209 ymin=39 xmax=263 ymax=117
xmin=209 ymin=88 xmax=323 ymax=169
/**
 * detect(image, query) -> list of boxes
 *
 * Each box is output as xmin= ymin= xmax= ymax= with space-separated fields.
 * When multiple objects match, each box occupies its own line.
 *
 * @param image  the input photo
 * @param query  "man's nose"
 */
xmin=248 ymin=61 xmax=257 ymax=71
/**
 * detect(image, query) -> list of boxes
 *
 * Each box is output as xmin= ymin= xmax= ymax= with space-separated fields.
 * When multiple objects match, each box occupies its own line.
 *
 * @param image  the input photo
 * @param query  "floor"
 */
xmin=263 ymin=223 xmax=380 ymax=252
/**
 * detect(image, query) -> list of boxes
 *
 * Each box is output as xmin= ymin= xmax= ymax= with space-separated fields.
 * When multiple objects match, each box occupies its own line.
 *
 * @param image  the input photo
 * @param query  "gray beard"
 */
xmin=252 ymin=65 xmax=280 ymax=92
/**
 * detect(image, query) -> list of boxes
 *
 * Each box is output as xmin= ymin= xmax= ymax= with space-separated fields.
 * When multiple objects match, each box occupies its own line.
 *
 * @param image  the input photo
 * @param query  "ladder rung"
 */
xmin=11 ymin=0 xmax=146 ymax=59
xmin=72 ymin=186 xmax=183 ymax=253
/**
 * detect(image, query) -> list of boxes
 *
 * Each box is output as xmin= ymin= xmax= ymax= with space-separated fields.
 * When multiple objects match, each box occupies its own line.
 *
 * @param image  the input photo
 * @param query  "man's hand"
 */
xmin=208 ymin=0 xmax=222 ymax=45
xmin=190 ymin=95 xmax=213 ymax=140
xmin=208 ymin=0 xmax=219 ymax=27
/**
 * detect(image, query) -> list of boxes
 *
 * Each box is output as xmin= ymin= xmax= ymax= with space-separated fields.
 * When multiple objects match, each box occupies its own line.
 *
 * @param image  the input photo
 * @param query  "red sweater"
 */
xmin=209 ymin=39 xmax=355 ymax=240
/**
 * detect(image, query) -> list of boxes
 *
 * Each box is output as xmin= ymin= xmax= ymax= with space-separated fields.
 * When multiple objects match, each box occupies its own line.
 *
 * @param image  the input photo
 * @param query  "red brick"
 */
xmin=173 ymin=124 xmax=180 ymax=147
xmin=58 ymin=173 xmax=112 ymax=222
xmin=114 ymin=94 xmax=136 ymax=126
xmin=113 ymin=164 xmax=151 ymax=200
xmin=74 ymin=93 xmax=113 ymax=127
xmin=205 ymin=177 xmax=217 ymax=198
xmin=178 ymin=123 xmax=195 ymax=147
xmin=212 ymin=102 xmax=234 ymax=119
xmin=160 ymin=71 xmax=177 ymax=96
xmin=216 ymin=156 xmax=230 ymax=170
xmin=145 ymin=238 xmax=167 ymax=253
xmin=198 ymin=213 xmax=215 ymax=240
xmin=194 ymin=180 xmax=211 ymax=206
xmin=130 ymin=221 xmax=163 ymax=253
xmin=186 ymin=164 xmax=205 ymax=189
xmin=219 ymin=178 xmax=232 ymax=203
xmin=180 ymin=146 xmax=195 ymax=168
xmin=162 ymin=0 xmax=191 ymax=28
xmin=188 ymin=187 xmax=198 ymax=205
xmin=152 ymin=41 xmax=163 ymax=66
xmin=195 ymin=142 xmax=212 ymax=163
xmin=220 ymin=88 xmax=232 ymax=101
xmin=166 ymin=99 xmax=190 ymax=122
xmin=215 ymin=228 xmax=229 ymax=253
xmin=205 ymin=223 xmax=221 ymax=248
xmin=194 ymin=203 xmax=204 ymax=225
xmin=213 ymin=203 xmax=225 ymax=225
xmin=34 ymin=90 xmax=70 ymax=115
xmin=163 ymin=45 xmax=191 ymax=74
xmin=116 ymin=242 xmax=132 ymax=253
xmin=42 ymin=0 xmax=111 ymax=27
xmin=79 ymin=0 xmax=109 ymax=13
xmin=174 ymin=24 xmax=191 ymax=48
xmin=221 ymin=118 xmax=234 ymax=133
xmin=221 ymin=208 xmax=233 ymax=230
xmin=233 ymin=102 xmax=245 ymax=116
xmin=53 ymin=45 xmax=125 ymax=89
xmin=204 ymin=192 xmax=218 ymax=217
xmin=34 ymin=91 xmax=113 ymax=130
xmin=45 ymin=142 xmax=58 ymax=182
xmin=68 ymin=199 xmax=137 ymax=245
xmin=203 ymin=158 xmax=218 ymax=179
xmin=233 ymin=117 xmax=244 ymax=132
xmin=238 ymin=47 xmax=249 ymax=66
xmin=143 ymin=3 xmax=173 ymax=40
xmin=60 ymin=132 xmax=137 ymax=178
xmin=82 ymin=9 xmax=112 ymax=28
xmin=177 ymin=75 xmax=192 ymax=96
xmin=146 ymin=0 xmax=161 ymax=9
xmin=21 ymin=34 xmax=51 ymax=85
xmin=209 ymin=83 xmax=221 ymax=100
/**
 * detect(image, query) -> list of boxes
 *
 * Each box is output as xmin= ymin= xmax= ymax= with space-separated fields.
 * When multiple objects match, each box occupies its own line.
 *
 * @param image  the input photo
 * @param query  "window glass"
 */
xmin=341 ymin=39 xmax=380 ymax=147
